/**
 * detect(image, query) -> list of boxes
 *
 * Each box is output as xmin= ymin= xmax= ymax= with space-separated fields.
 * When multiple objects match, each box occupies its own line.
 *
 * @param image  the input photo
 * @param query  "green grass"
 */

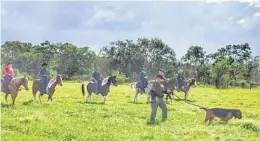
xmin=1 ymin=82 xmax=260 ymax=141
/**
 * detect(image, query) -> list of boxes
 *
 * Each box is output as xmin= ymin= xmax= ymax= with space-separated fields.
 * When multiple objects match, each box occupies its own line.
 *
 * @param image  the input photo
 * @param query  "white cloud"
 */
xmin=236 ymin=18 xmax=247 ymax=25
xmin=253 ymin=12 xmax=260 ymax=17
xmin=93 ymin=7 xmax=117 ymax=22
xmin=91 ymin=5 xmax=136 ymax=23
xmin=206 ymin=0 xmax=223 ymax=4
xmin=1 ymin=1 xmax=260 ymax=58
xmin=239 ymin=0 xmax=260 ymax=7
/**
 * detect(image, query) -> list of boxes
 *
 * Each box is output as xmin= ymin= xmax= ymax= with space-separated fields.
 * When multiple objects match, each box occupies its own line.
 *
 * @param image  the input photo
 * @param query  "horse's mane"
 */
xmin=102 ymin=76 xmax=110 ymax=85
xmin=186 ymin=78 xmax=195 ymax=87
xmin=9 ymin=76 xmax=27 ymax=86
xmin=47 ymin=76 xmax=57 ymax=88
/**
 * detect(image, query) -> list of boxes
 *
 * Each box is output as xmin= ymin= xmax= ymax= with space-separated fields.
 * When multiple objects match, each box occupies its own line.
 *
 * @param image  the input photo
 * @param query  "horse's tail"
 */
xmin=131 ymin=83 xmax=134 ymax=88
xmin=81 ymin=83 xmax=86 ymax=96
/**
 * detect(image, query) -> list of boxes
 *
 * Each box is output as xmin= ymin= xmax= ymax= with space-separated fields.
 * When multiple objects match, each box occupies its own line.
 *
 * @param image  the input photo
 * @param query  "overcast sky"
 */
xmin=1 ymin=0 xmax=260 ymax=58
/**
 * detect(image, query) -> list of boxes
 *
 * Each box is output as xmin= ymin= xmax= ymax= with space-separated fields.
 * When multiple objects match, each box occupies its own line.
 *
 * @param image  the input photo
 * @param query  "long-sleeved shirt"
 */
xmin=39 ymin=68 xmax=50 ymax=77
xmin=151 ymin=82 xmax=164 ymax=97
xmin=92 ymin=71 xmax=101 ymax=81
xmin=177 ymin=73 xmax=185 ymax=81
xmin=4 ymin=65 xmax=15 ymax=76
xmin=140 ymin=71 xmax=147 ymax=80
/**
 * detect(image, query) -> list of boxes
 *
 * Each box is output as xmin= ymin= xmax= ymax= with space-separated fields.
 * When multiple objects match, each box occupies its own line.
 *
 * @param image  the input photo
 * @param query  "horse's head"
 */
xmin=56 ymin=75 xmax=63 ymax=86
xmin=108 ymin=76 xmax=118 ymax=86
xmin=190 ymin=78 xmax=197 ymax=87
xmin=22 ymin=76 xmax=29 ymax=90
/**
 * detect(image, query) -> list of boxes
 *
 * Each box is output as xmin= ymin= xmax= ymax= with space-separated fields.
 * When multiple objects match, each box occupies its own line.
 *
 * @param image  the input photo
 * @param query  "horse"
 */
xmin=32 ymin=75 xmax=63 ymax=103
xmin=1 ymin=76 xmax=29 ymax=105
xmin=131 ymin=80 xmax=154 ymax=103
xmin=168 ymin=78 xmax=197 ymax=100
xmin=81 ymin=76 xmax=117 ymax=104
xmin=163 ymin=78 xmax=177 ymax=102
xmin=179 ymin=78 xmax=197 ymax=99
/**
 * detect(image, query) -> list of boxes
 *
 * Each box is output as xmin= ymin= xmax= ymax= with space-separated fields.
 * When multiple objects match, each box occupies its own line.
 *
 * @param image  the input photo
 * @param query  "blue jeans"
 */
xmin=139 ymin=79 xmax=147 ymax=91
xmin=95 ymin=80 xmax=101 ymax=93
xmin=2 ymin=75 xmax=12 ymax=91
xmin=177 ymin=80 xmax=183 ymax=90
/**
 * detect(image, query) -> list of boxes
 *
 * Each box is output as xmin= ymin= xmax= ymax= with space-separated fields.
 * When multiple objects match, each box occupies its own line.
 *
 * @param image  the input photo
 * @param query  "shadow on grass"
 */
xmin=1 ymin=103 xmax=13 ymax=108
xmin=84 ymin=101 xmax=105 ymax=105
xmin=128 ymin=101 xmax=148 ymax=105
xmin=22 ymin=99 xmax=34 ymax=105
xmin=174 ymin=99 xmax=196 ymax=103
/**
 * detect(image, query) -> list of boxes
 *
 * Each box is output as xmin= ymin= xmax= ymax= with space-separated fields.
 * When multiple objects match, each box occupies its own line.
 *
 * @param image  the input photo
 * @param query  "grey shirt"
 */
xmin=151 ymin=82 xmax=164 ymax=97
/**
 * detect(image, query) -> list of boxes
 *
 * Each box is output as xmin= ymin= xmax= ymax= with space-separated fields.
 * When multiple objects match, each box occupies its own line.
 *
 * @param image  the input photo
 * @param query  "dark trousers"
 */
xmin=39 ymin=76 xmax=50 ymax=94
xmin=2 ymin=75 xmax=12 ymax=91
xmin=150 ymin=97 xmax=167 ymax=122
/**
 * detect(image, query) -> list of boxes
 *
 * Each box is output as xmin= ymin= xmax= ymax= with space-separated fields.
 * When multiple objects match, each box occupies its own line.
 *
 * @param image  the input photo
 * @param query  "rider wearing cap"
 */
xmin=92 ymin=70 xmax=102 ymax=93
xmin=139 ymin=70 xmax=148 ymax=93
xmin=38 ymin=63 xmax=50 ymax=94
xmin=177 ymin=70 xmax=185 ymax=91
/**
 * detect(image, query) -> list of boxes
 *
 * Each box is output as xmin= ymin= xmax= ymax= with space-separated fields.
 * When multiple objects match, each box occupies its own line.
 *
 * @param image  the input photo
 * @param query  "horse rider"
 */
xmin=38 ymin=63 xmax=50 ymax=94
xmin=139 ymin=69 xmax=148 ymax=93
xmin=149 ymin=74 xmax=167 ymax=124
xmin=177 ymin=70 xmax=185 ymax=91
xmin=92 ymin=70 xmax=102 ymax=93
xmin=2 ymin=62 xmax=15 ymax=92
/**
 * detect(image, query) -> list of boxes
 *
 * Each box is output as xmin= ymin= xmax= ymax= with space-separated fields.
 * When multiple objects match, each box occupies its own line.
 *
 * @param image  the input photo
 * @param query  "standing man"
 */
xmin=39 ymin=63 xmax=50 ymax=94
xmin=2 ymin=62 xmax=15 ymax=92
xmin=177 ymin=70 xmax=185 ymax=91
xmin=139 ymin=69 xmax=148 ymax=93
xmin=92 ymin=70 xmax=102 ymax=93
xmin=149 ymin=74 xmax=167 ymax=124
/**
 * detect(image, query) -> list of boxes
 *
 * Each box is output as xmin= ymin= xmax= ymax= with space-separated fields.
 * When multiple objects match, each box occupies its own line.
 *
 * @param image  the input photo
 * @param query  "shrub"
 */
xmin=112 ymin=70 xmax=128 ymax=84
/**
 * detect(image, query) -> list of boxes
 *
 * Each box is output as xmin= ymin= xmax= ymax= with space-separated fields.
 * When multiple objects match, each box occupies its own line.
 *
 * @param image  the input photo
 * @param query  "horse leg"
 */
xmin=134 ymin=92 xmax=138 ymax=103
xmin=103 ymin=95 xmax=107 ymax=104
xmin=172 ymin=91 xmax=175 ymax=100
xmin=5 ymin=94 xmax=8 ymax=103
xmin=39 ymin=93 xmax=43 ymax=103
xmin=86 ymin=93 xmax=91 ymax=102
xmin=185 ymin=92 xmax=188 ymax=100
xmin=11 ymin=93 xmax=17 ymax=105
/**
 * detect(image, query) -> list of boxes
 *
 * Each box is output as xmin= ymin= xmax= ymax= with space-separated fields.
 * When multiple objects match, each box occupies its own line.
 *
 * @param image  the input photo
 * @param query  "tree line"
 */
xmin=1 ymin=38 xmax=260 ymax=88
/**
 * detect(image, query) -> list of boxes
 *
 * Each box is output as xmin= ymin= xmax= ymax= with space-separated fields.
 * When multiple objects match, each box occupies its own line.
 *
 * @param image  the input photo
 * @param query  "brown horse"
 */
xmin=32 ymin=75 xmax=63 ymax=103
xmin=81 ymin=76 xmax=117 ymax=104
xmin=1 ymin=76 xmax=29 ymax=105
xmin=165 ymin=78 xmax=197 ymax=100
xmin=163 ymin=78 xmax=177 ymax=102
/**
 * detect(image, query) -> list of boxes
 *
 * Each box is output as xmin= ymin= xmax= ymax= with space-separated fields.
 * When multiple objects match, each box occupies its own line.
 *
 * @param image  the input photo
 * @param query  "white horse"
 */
xmin=131 ymin=80 xmax=155 ymax=103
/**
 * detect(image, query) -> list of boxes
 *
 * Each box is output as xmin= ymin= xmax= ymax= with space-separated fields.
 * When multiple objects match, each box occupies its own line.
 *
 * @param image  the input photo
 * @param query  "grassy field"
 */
xmin=1 ymin=81 xmax=260 ymax=141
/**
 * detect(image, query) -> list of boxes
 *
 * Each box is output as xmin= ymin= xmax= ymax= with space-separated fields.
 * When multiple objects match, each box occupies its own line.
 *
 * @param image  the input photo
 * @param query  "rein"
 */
xmin=172 ymin=93 xmax=206 ymax=109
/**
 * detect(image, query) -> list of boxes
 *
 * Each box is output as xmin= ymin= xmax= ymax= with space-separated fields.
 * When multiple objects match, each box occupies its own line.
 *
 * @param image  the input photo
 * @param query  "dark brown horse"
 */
xmin=81 ymin=76 xmax=117 ymax=104
xmin=32 ymin=75 xmax=63 ymax=103
xmin=1 ymin=76 xmax=29 ymax=105
xmin=163 ymin=78 xmax=177 ymax=102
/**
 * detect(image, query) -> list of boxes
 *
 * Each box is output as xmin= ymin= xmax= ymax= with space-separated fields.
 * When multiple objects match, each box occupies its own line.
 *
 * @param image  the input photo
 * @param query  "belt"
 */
xmin=156 ymin=95 xmax=164 ymax=98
